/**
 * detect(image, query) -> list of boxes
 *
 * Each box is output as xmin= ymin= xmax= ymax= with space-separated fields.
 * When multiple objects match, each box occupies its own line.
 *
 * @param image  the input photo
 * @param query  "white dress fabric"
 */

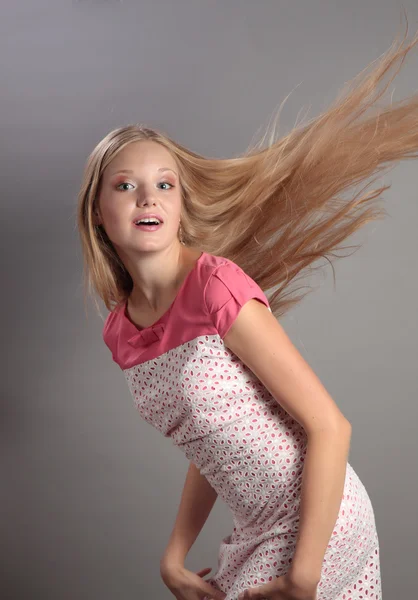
xmin=103 ymin=251 xmax=382 ymax=600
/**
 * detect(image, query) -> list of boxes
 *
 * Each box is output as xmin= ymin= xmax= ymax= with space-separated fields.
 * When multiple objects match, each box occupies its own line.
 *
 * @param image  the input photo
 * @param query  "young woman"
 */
xmin=77 ymin=29 xmax=418 ymax=600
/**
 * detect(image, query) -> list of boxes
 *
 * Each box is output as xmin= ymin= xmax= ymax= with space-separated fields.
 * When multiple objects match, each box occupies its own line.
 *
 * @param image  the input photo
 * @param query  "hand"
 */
xmin=160 ymin=563 xmax=227 ymax=600
xmin=237 ymin=572 xmax=318 ymax=600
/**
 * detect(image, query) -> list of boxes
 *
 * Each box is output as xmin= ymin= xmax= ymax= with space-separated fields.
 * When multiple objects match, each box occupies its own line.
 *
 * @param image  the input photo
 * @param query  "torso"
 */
xmin=125 ymin=247 xmax=203 ymax=330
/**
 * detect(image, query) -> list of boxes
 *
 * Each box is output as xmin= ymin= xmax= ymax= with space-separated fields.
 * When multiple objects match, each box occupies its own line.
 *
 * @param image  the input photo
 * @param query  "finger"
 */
xmin=238 ymin=589 xmax=266 ymax=600
xmin=200 ymin=585 xmax=227 ymax=600
xmin=196 ymin=567 xmax=212 ymax=577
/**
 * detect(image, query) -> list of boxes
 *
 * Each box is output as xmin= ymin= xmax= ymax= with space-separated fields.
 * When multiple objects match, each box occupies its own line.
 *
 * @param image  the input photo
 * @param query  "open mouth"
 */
xmin=133 ymin=221 xmax=163 ymax=231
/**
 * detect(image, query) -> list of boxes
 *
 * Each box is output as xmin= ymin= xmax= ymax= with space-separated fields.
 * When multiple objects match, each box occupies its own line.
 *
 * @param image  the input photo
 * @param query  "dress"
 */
xmin=103 ymin=251 xmax=381 ymax=600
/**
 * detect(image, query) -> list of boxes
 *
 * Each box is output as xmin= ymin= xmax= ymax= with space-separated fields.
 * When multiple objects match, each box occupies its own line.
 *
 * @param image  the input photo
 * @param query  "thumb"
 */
xmin=238 ymin=588 xmax=265 ymax=600
xmin=196 ymin=567 xmax=213 ymax=577
xmin=200 ymin=583 xmax=227 ymax=600
xmin=199 ymin=572 xmax=227 ymax=600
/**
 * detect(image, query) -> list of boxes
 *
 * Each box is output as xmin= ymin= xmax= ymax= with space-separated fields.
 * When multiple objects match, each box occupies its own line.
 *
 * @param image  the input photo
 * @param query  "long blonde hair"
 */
xmin=77 ymin=25 xmax=418 ymax=319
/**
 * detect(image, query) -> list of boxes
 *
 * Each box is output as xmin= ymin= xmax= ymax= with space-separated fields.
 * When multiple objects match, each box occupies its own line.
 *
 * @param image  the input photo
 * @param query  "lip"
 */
xmin=133 ymin=213 xmax=164 ymax=223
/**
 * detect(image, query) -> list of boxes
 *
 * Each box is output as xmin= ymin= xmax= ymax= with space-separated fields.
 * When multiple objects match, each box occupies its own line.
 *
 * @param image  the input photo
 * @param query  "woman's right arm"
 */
xmin=160 ymin=461 xmax=219 ymax=572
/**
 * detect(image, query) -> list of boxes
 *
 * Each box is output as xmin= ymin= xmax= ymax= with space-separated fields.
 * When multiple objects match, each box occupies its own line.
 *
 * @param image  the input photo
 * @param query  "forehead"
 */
xmin=106 ymin=140 xmax=177 ymax=175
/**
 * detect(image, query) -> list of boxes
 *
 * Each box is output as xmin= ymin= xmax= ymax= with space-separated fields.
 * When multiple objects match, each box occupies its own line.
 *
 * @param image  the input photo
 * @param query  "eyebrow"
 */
xmin=111 ymin=167 xmax=177 ymax=176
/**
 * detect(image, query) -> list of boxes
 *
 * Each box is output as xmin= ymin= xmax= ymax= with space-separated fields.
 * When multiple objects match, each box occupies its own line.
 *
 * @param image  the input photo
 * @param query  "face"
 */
xmin=96 ymin=140 xmax=183 ymax=256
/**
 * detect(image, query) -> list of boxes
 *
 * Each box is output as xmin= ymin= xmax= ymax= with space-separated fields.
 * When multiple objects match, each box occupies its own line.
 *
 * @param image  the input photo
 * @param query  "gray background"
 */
xmin=1 ymin=1 xmax=417 ymax=598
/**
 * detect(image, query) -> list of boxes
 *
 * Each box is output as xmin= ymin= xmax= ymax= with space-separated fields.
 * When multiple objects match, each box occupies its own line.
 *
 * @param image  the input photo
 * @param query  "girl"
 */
xmin=77 ymin=29 xmax=418 ymax=600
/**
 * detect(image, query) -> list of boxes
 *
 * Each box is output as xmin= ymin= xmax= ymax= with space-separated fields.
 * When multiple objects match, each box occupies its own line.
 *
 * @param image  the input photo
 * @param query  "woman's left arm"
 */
xmin=288 ymin=423 xmax=351 ymax=585
xmin=223 ymin=299 xmax=352 ymax=586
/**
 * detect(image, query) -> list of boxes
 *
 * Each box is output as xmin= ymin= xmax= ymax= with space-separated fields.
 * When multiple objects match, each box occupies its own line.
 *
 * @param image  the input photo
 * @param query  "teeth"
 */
xmin=136 ymin=218 xmax=160 ymax=224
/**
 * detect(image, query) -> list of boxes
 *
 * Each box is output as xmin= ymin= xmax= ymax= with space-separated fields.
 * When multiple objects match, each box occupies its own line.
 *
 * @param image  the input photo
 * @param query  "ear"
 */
xmin=93 ymin=208 xmax=102 ymax=227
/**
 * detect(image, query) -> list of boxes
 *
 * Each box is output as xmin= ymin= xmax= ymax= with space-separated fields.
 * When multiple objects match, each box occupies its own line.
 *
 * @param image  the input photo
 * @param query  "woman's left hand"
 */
xmin=237 ymin=572 xmax=318 ymax=600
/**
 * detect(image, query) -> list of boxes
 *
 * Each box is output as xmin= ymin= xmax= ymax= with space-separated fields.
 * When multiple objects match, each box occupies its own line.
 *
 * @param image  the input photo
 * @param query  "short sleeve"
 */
xmin=102 ymin=308 xmax=121 ymax=365
xmin=204 ymin=262 xmax=271 ymax=339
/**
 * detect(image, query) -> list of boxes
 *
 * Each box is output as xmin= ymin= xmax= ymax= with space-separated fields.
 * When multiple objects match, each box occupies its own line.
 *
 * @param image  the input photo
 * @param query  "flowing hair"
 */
xmin=77 ymin=23 xmax=418 ymax=319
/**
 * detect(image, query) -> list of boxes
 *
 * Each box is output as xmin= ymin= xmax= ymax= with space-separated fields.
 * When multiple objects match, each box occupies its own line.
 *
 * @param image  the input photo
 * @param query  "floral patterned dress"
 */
xmin=103 ymin=251 xmax=381 ymax=600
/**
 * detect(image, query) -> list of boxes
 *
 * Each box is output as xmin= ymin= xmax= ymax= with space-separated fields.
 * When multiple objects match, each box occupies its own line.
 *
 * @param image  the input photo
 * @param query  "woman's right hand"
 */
xmin=160 ymin=563 xmax=227 ymax=600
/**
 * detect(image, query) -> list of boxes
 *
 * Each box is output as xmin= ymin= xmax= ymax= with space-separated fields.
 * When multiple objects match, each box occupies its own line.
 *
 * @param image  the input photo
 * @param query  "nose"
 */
xmin=136 ymin=186 xmax=157 ymax=206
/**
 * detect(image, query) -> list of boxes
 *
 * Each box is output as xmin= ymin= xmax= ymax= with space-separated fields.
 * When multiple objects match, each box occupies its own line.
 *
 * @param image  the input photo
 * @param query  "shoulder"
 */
xmin=202 ymin=254 xmax=268 ymax=310
xmin=200 ymin=254 xmax=271 ymax=339
xmin=102 ymin=302 xmax=124 ymax=351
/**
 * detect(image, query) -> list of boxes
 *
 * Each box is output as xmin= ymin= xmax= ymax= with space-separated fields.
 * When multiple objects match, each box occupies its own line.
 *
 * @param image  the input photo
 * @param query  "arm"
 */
xmin=160 ymin=460 xmax=218 ymax=571
xmin=289 ymin=424 xmax=351 ymax=584
xmin=223 ymin=298 xmax=353 ymax=585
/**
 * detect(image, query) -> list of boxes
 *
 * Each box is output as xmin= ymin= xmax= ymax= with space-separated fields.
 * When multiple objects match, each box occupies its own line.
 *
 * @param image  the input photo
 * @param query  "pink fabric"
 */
xmin=204 ymin=260 xmax=271 ymax=339
xmin=103 ymin=252 xmax=270 ymax=369
xmin=102 ymin=252 xmax=381 ymax=600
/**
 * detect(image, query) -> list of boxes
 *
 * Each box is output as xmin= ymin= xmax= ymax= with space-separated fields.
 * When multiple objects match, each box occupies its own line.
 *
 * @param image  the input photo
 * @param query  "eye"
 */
xmin=116 ymin=182 xmax=134 ymax=191
xmin=158 ymin=181 xmax=174 ymax=190
xmin=115 ymin=181 xmax=174 ymax=191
